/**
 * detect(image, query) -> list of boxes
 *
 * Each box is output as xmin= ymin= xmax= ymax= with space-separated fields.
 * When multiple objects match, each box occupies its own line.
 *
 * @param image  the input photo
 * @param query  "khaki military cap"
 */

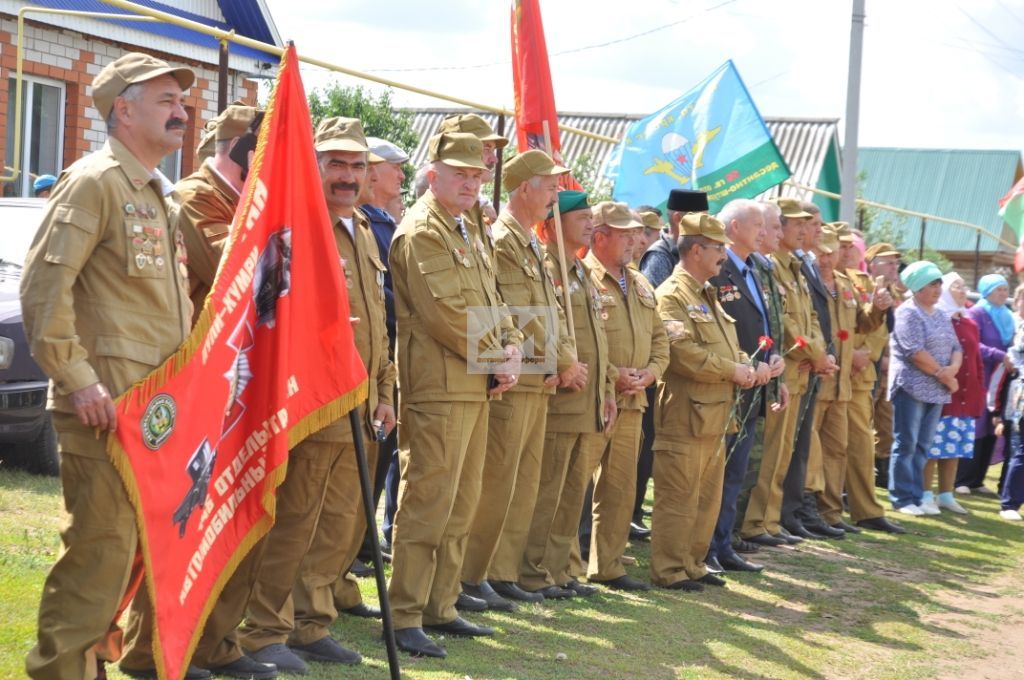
xmin=592 ymin=201 xmax=644 ymax=229
xmin=427 ymin=132 xmax=488 ymax=169
xmin=681 ymin=212 xmax=732 ymax=244
xmin=864 ymin=242 xmax=901 ymax=261
xmin=92 ymin=52 xmax=194 ymax=119
xmin=196 ymin=117 xmax=218 ymax=160
xmin=314 ymin=117 xmax=382 ymax=161
xmin=771 ymin=197 xmax=813 ymax=219
xmin=817 ymin=225 xmax=839 ymax=254
xmin=503 ymin=149 xmax=568 ymax=189
xmin=831 ymin=221 xmax=853 ymax=243
xmin=438 ymin=113 xmax=509 ymax=148
xmin=638 ymin=209 xmax=663 ymax=230
xmin=214 ymin=104 xmax=260 ymax=141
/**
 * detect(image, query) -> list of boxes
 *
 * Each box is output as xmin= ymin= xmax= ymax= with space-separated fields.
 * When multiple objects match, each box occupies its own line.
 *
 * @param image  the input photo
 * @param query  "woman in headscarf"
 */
xmin=924 ymin=273 xmax=983 ymax=514
xmin=956 ymin=273 xmax=1014 ymax=495
xmin=888 ymin=262 xmax=962 ymax=515
xmin=998 ymin=284 xmax=1024 ymax=520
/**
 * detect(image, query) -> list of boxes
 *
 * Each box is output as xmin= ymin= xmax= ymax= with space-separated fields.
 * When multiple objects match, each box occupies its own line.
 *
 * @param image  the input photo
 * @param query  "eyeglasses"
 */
xmin=698 ymin=243 xmax=726 ymax=253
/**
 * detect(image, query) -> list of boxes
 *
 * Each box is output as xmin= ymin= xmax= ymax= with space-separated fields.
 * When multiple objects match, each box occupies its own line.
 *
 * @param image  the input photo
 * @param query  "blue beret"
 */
xmin=33 ymin=174 xmax=57 ymax=194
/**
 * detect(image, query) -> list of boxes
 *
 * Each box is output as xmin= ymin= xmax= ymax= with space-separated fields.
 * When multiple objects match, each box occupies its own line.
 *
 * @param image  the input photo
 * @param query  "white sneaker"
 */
xmin=999 ymin=509 xmax=1022 ymax=521
xmin=937 ymin=498 xmax=969 ymax=515
xmin=919 ymin=501 xmax=941 ymax=515
xmin=898 ymin=504 xmax=925 ymax=516
xmin=954 ymin=486 xmax=972 ymax=495
xmin=973 ymin=485 xmax=998 ymax=497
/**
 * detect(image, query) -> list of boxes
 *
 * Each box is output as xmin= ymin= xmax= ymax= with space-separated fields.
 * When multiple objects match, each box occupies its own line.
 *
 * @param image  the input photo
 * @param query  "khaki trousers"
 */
xmin=239 ymin=439 xmax=343 ymax=651
xmin=847 ymin=388 xmax=887 ymax=521
xmin=387 ymin=400 xmax=488 ymax=629
xmin=462 ymin=391 xmax=548 ymax=585
xmin=290 ymin=437 xmax=377 ymax=645
xmin=121 ymin=540 xmax=267 ymax=670
xmin=588 ymin=409 xmax=643 ymax=581
xmin=810 ymin=398 xmax=850 ymax=525
xmin=650 ymin=438 xmax=726 ymax=585
xmin=27 ymin=438 xmax=138 ymax=680
xmin=519 ymin=430 xmax=607 ymax=590
xmin=741 ymin=387 xmax=805 ymax=537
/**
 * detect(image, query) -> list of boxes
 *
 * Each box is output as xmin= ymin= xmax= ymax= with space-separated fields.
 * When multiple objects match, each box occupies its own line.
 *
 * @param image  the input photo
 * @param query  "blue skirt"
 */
xmin=928 ymin=415 xmax=976 ymax=460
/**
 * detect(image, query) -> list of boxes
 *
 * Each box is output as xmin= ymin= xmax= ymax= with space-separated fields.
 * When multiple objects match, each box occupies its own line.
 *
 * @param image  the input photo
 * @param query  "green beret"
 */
xmin=547 ymin=190 xmax=590 ymax=219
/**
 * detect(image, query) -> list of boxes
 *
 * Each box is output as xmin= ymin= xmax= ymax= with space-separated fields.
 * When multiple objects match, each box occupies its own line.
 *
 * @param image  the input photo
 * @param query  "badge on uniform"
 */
xmin=124 ymin=202 xmax=136 ymax=215
xmin=454 ymin=247 xmax=471 ymax=268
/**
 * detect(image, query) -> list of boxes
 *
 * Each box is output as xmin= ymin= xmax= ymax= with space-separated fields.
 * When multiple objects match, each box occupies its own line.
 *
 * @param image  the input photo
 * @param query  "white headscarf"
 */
xmin=936 ymin=271 xmax=966 ymax=318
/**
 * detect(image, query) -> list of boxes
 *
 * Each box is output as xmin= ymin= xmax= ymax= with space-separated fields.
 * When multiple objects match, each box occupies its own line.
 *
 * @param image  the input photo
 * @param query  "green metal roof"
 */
xmin=857 ymin=148 xmax=1023 ymax=253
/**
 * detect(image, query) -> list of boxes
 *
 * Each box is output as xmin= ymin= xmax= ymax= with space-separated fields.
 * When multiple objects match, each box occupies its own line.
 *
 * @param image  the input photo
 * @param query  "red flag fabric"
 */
xmin=107 ymin=44 xmax=367 ymax=680
xmin=511 ymin=0 xmax=561 ymax=155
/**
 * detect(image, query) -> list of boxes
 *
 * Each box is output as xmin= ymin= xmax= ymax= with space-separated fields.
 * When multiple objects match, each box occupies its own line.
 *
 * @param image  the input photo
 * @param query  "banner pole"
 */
xmin=348 ymin=409 xmax=401 ymax=679
xmin=542 ymin=120 xmax=577 ymax=345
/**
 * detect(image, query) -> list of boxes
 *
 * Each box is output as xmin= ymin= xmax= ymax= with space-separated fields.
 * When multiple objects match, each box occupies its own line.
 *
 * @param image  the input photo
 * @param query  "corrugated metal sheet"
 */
xmin=858 ymin=148 xmax=1023 ymax=253
xmin=406 ymin=108 xmax=840 ymax=209
xmin=13 ymin=0 xmax=280 ymax=63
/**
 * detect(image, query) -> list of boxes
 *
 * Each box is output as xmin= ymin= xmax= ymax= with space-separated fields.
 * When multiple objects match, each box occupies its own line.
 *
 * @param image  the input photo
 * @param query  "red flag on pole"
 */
xmin=107 ymin=44 xmax=367 ymax=680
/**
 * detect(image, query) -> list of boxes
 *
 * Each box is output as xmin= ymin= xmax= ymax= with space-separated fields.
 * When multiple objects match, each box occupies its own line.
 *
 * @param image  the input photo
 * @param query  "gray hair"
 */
xmin=759 ymin=202 xmax=782 ymax=219
xmin=678 ymin=234 xmax=710 ymax=256
xmin=414 ymin=164 xmax=432 ymax=198
xmin=507 ymin=175 xmax=543 ymax=201
xmin=717 ymin=198 xmax=761 ymax=236
xmin=104 ymin=82 xmax=144 ymax=131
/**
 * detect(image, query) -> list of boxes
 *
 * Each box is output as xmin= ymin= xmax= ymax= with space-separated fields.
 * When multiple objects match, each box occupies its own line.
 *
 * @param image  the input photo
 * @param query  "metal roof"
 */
xmin=857 ymin=148 xmax=1024 ymax=253
xmin=20 ymin=0 xmax=281 ymax=63
xmin=406 ymin=108 xmax=840 ymax=209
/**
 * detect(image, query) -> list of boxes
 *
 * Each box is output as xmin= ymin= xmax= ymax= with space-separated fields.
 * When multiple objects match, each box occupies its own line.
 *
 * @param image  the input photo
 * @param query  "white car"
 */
xmin=0 ymin=197 xmax=57 ymax=475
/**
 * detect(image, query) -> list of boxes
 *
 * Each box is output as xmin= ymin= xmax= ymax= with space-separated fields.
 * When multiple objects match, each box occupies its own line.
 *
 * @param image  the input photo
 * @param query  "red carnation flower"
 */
xmin=794 ymin=336 xmax=809 ymax=349
xmin=837 ymin=329 xmax=850 ymax=342
xmin=758 ymin=335 xmax=774 ymax=350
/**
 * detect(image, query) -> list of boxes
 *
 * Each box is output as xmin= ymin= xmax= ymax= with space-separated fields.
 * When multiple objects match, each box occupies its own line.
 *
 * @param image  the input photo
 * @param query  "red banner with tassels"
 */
xmin=107 ymin=44 xmax=367 ymax=680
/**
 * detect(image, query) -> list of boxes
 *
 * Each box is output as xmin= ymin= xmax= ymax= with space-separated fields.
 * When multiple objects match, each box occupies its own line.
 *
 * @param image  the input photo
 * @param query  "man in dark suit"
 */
xmin=706 ymin=199 xmax=783 ymax=573
xmin=780 ymin=202 xmax=844 ymax=540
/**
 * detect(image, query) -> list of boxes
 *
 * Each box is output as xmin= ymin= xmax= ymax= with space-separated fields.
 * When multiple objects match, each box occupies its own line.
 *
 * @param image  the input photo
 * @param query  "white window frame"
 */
xmin=6 ymin=73 xmax=66 ymax=197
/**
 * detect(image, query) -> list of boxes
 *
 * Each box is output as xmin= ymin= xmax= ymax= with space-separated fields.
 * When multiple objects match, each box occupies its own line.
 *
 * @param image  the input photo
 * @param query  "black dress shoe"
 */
xmin=832 ymin=520 xmax=862 ymax=533
xmin=564 ymin=579 xmax=599 ymax=596
xmin=120 ymin=665 xmax=212 ymax=679
xmin=592 ymin=574 xmax=651 ymax=591
xmin=704 ymin=556 xmax=725 ymax=574
xmin=208 ymin=655 xmax=278 ymax=679
xmin=698 ymin=572 xmax=727 ymax=587
xmin=490 ymin=580 xmax=545 ymax=603
xmin=393 ymin=628 xmax=446 ymax=658
xmin=745 ymin=533 xmax=787 ymax=547
xmin=342 ymin=602 xmax=382 ymax=619
xmin=781 ymin=523 xmax=819 ymax=540
xmin=856 ymin=516 xmax=907 ymax=534
xmin=455 ymin=591 xmax=488 ymax=612
xmin=733 ymin=538 xmax=761 ymax=554
xmin=773 ymin=528 xmax=804 ymax=545
xmin=534 ymin=584 xmax=575 ymax=599
xmin=462 ymin=581 xmax=516 ymax=611
xmin=424 ymin=616 xmax=495 ymax=637
xmin=348 ymin=558 xmax=374 ymax=578
xmin=719 ymin=553 xmax=764 ymax=572
xmin=804 ymin=521 xmax=845 ymax=539
xmin=629 ymin=520 xmax=652 ymax=540
xmin=664 ymin=579 xmax=704 ymax=592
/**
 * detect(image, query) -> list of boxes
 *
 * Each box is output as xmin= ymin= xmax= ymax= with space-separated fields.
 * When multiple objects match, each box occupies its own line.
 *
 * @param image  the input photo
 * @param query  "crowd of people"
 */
xmin=17 ymin=52 xmax=1024 ymax=680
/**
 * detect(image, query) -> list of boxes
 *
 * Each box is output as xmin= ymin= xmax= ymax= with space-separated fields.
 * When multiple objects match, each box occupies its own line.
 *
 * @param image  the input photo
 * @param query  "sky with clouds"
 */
xmin=262 ymin=0 xmax=1024 ymax=157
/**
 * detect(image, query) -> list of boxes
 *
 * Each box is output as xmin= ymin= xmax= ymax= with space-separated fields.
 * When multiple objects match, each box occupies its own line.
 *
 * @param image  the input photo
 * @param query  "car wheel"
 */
xmin=11 ymin=413 xmax=59 ymax=476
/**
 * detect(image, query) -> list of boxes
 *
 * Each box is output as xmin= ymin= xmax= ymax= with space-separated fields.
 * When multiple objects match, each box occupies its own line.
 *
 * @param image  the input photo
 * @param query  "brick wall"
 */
xmin=0 ymin=14 xmax=257 ymax=191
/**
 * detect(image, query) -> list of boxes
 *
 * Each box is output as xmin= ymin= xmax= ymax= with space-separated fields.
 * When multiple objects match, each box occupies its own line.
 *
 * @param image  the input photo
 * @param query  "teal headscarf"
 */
xmin=977 ymin=274 xmax=1014 ymax=345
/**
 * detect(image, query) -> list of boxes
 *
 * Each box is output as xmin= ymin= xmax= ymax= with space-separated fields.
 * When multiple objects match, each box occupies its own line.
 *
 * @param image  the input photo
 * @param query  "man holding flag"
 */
xmin=19 ymin=52 xmax=196 ymax=680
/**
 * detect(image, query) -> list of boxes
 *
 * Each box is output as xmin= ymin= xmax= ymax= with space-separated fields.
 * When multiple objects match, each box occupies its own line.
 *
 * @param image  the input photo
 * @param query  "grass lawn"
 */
xmin=2 ymin=466 xmax=1022 ymax=679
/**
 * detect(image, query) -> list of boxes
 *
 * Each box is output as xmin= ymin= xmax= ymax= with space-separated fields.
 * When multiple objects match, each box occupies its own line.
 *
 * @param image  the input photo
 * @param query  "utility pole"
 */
xmin=840 ymin=0 xmax=866 ymax=224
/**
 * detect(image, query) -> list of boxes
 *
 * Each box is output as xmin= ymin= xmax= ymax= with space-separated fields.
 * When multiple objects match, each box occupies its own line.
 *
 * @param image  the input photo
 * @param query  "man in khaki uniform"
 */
xmin=460 ymin=150 xmax=584 ymax=609
xmin=866 ymin=243 xmax=902 ymax=486
xmin=740 ymin=198 xmax=831 ymax=546
xmin=804 ymin=226 xmax=889 ymax=531
xmin=650 ymin=214 xmax=751 ymax=590
xmin=519 ymin=191 xmax=618 ymax=597
xmin=238 ymin=118 xmax=396 ymax=673
xmin=388 ymin=132 xmax=523 ymax=658
xmin=583 ymin=201 xmax=668 ymax=590
xmin=846 ymin=239 xmax=906 ymax=532
xmin=118 ymin=105 xmax=277 ymax=680
xmin=19 ymin=52 xmax=196 ymax=680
